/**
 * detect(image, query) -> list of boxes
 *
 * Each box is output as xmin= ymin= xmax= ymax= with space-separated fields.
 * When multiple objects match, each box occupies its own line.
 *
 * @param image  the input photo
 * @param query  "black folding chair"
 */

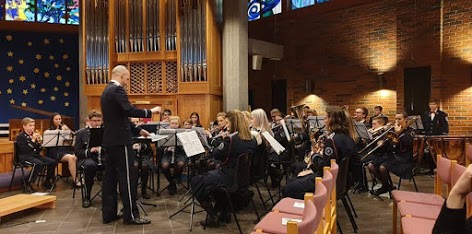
xmin=9 ymin=141 xmax=36 ymax=192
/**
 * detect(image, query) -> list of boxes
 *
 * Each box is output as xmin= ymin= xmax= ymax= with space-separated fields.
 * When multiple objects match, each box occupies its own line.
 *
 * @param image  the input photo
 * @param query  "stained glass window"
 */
xmin=261 ymin=0 xmax=281 ymax=18
xmin=37 ymin=0 xmax=66 ymax=23
xmin=0 ymin=0 xmax=4 ymax=20
xmin=5 ymin=0 xmax=35 ymax=21
xmin=248 ymin=0 xmax=260 ymax=21
xmin=66 ymin=0 xmax=79 ymax=25
xmin=292 ymin=0 xmax=314 ymax=9
xmin=316 ymin=0 xmax=329 ymax=3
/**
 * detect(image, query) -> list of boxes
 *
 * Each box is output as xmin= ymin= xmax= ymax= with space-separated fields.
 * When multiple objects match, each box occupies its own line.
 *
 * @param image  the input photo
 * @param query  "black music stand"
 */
xmin=286 ymin=119 xmax=303 ymax=137
xmin=307 ymin=116 xmax=326 ymax=131
xmin=169 ymin=130 xmax=206 ymax=231
xmin=42 ymin=129 xmax=74 ymax=193
xmin=408 ymin=116 xmax=424 ymax=134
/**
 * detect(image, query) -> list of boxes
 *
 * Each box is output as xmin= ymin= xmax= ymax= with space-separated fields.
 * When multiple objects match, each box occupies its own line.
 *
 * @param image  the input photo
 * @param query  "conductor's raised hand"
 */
xmin=151 ymin=106 xmax=162 ymax=114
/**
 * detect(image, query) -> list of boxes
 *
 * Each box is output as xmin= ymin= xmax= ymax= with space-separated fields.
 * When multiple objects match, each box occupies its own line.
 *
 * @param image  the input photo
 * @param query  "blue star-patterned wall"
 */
xmin=0 ymin=31 xmax=79 ymax=126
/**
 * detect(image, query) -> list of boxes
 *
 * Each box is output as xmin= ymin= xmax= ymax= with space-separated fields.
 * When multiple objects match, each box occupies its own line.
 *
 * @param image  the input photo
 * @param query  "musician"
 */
xmin=283 ymin=106 xmax=356 ymax=199
xmin=183 ymin=118 xmax=193 ymax=129
xmin=190 ymin=112 xmax=203 ymax=127
xmin=268 ymin=112 xmax=291 ymax=187
xmin=351 ymin=107 xmax=371 ymax=192
xmin=16 ymin=117 xmax=57 ymax=193
xmin=74 ymin=110 xmax=103 ymax=208
xmin=130 ymin=118 xmax=155 ymax=199
xmin=161 ymin=109 xmax=172 ymax=122
xmin=47 ymin=113 xmax=80 ymax=188
xmin=422 ymin=98 xmax=449 ymax=136
xmin=305 ymin=109 xmax=317 ymax=117
xmin=206 ymin=112 xmax=227 ymax=137
xmin=160 ymin=116 xmax=187 ymax=196
xmin=270 ymin=108 xmax=281 ymax=128
xmin=303 ymin=105 xmax=310 ymax=118
xmin=366 ymin=117 xmax=393 ymax=192
xmin=250 ymin=109 xmax=272 ymax=182
xmin=354 ymin=107 xmax=371 ymax=128
xmin=371 ymin=111 xmax=415 ymax=196
xmin=368 ymin=105 xmax=389 ymax=126
xmin=83 ymin=116 xmax=90 ymax=128
xmin=100 ymin=65 xmax=161 ymax=225
xmin=192 ymin=111 xmax=257 ymax=227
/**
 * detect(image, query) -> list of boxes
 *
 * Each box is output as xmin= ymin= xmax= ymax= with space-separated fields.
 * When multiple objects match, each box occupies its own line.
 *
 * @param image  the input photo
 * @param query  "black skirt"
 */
xmin=191 ymin=169 xmax=228 ymax=200
xmin=382 ymin=158 xmax=414 ymax=179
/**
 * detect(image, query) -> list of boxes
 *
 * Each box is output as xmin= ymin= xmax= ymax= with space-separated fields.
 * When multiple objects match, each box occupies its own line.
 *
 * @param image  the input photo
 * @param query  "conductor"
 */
xmin=100 ymin=65 xmax=161 ymax=225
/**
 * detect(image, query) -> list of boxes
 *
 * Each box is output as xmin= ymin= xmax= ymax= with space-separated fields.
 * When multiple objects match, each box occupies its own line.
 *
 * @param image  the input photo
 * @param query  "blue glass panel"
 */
xmin=66 ymin=0 xmax=79 ymax=25
xmin=292 ymin=0 xmax=314 ymax=9
xmin=248 ymin=0 xmax=260 ymax=21
xmin=0 ymin=0 xmax=5 ymax=20
xmin=37 ymin=0 xmax=66 ymax=24
xmin=261 ymin=0 xmax=281 ymax=18
xmin=5 ymin=0 xmax=35 ymax=21
xmin=316 ymin=0 xmax=329 ymax=3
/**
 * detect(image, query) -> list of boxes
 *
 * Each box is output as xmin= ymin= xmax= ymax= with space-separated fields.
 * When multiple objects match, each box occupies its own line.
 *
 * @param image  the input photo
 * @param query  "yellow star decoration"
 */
xmin=9 ymin=99 xmax=15 ymax=104
xmin=0 ymin=91 xmax=1 ymax=95
xmin=54 ymin=64 xmax=59 ymax=68
xmin=8 ymin=79 xmax=14 ymax=84
xmin=62 ymin=54 xmax=69 ymax=60
xmin=7 ymin=66 xmax=13 ymax=72
xmin=43 ymin=38 xmax=50 ymax=45
xmin=54 ymin=87 xmax=59 ymax=91
xmin=23 ymin=89 xmax=28 ymax=95
xmin=33 ymin=68 xmax=40 ymax=74
xmin=19 ymin=59 xmax=24 ymax=64
xmin=40 ymin=88 xmax=46 ymax=93
xmin=27 ymin=42 xmax=32 ymax=46
xmin=6 ymin=35 xmax=13 ymax=41
xmin=35 ymin=54 xmax=42 ymax=60
xmin=59 ymin=38 xmax=64 ymax=44
xmin=64 ymin=102 xmax=70 ymax=107
xmin=44 ymin=72 xmax=50 ymax=78
xmin=21 ymin=102 xmax=27 ymax=107
xmin=65 ymin=82 xmax=70 ymax=87
xmin=66 ymin=67 xmax=71 ymax=71
xmin=38 ymin=100 xmax=44 ymax=105
xmin=56 ymin=75 xmax=62 ymax=81
xmin=49 ymin=55 xmax=54 ymax=60
xmin=7 ymin=89 xmax=12 ymax=94
xmin=50 ymin=96 xmax=56 ymax=101
xmin=30 ymin=83 xmax=36 ymax=89
xmin=19 ymin=75 xmax=26 ymax=82
xmin=7 ymin=51 xmax=13 ymax=57
xmin=64 ymin=92 xmax=69 ymax=97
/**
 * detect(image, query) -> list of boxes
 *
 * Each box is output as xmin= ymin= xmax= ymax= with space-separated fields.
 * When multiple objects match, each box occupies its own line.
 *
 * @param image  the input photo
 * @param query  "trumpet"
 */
xmin=33 ymin=130 xmax=43 ymax=143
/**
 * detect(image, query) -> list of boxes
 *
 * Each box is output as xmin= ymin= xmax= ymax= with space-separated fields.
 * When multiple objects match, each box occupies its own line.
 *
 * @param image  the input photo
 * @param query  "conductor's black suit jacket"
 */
xmin=100 ymin=81 xmax=152 ymax=147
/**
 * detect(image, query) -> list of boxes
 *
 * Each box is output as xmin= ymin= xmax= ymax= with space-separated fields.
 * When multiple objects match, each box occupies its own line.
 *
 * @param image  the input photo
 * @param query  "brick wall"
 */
xmin=249 ymin=0 xmax=472 ymax=134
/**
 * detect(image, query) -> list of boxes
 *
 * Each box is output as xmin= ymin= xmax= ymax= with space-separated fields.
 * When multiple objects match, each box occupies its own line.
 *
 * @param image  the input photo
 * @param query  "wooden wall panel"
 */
xmin=0 ymin=142 xmax=14 ymax=174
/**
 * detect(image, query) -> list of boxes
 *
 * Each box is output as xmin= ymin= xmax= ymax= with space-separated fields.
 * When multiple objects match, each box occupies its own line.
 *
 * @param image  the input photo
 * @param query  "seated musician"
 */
xmin=130 ymin=118 xmax=155 ymax=199
xmin=161 ymin=109 xmax=172 ymax=122
xmin=74 ymin=110 xmax=103 ymax=208
xmin=370 ymin=111 xmax=415 ymax=196
xmin=270 ymin=108 xmax=281 ymax=128
xmin=192 ymin=110 xmax=258 ymax=227
xmin=368 ymin=105 xmax=389 ymax=126
xmin=183 ymin=118 xmax=193 ymax=129
xmin=205 ymin=112 xmax=227 ymax=137
xmin=354 ymin=107 xmax=371 ymax=128
xmin=364 ymin=116 xmax=390 ymax=163
xmin=160 ymin=116 xmax=187 ymax=195
xmin=190 ymin=112 xmax=203 ymax=127
xmin=268 ymin=112 xmax=291 ymax=187
xmin=351 ymin=106 xmax=371 ymax=192
xmin=47 ymin=113 xmax=80 ymax=188
xmin=16 ymin=117 xmax=57 ymax=193
xmin=283 ymin=106 xmax=356 ymax=199
xmin=249 ymin=109 xmax=272 ymax=182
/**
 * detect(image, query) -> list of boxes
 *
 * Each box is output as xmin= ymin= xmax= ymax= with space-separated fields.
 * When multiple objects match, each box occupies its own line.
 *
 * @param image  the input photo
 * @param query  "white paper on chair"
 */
xmin=177 ymin=131 xmax=205 ymax=157
xmin=293 ymin=202 xmax=305 ymax=209
xmin=31 ymin=192 xmax=49 ymax=196
xmin=281 ymin=217 xmax=302 ymax=226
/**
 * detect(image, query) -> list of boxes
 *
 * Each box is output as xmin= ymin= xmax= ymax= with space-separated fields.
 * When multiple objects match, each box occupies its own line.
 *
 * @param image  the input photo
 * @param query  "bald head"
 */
xmin=111 ymin=65 xmax=130 ymax=86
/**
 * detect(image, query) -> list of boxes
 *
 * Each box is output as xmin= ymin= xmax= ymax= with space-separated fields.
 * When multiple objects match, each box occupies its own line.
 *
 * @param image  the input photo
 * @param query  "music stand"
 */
xmin=353 ymin=122 xmax=372 ymax=140
xmin=307 ymin=116 xmax=326 ymax=131
xmin=286 ymin=119 xmax=303 ymax=136
xmin=408 ymin=116 xmax=424 ymax=132
xmin=42 ymin=129 xmax=74 ymax=193
xmin=140 ymin=122 xmax=159 ymax=134
xmin=191 ymin=126 xmax=211 ymax=150
xmin=156 ymin=121 xmax=170 ymax=130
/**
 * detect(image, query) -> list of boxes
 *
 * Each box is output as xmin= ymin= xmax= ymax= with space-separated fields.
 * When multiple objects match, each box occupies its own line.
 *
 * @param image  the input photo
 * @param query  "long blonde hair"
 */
xmin=226 ymin=110 xmax=252 ymax=141
xmin=251 ymin=108 xmax=273 ymax=136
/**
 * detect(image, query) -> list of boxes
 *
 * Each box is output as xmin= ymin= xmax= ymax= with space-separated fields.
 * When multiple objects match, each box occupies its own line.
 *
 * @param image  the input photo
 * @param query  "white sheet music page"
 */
xmin=137 ymin=133 xmax=168 ymax=142
xmin=177 ymin=131 xmax=205 ymax=157
xmin=279 ymin=119 xmax=291 ymax=142
xmin=262 ymin=131 xmax=285 ymax=155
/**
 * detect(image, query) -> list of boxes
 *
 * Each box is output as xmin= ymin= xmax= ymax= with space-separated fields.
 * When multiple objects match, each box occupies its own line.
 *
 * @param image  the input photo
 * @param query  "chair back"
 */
xmin=287 ymin=199 xmax=318 ymax=234
xmin=451 ymin=162 xmax=466 ymax=187
xmin=251 ymin=145 xmax=269 ymax=182
xmin=329 ymin=159 xmax=339 ymax=182
xmin=13 ymin=141 xmax=21 ymax=164
xmin=229 ymin=153 xmax=251 ymax=193
xmin=466 ymin=142 xmax=472 ymax=166
xmin=322 ymin=168 xmax=334 ymax=197
xmin=435 ymin=155 xmax=455 ymax=196
xmin=336 ymin=156 xmax=350 ymax=199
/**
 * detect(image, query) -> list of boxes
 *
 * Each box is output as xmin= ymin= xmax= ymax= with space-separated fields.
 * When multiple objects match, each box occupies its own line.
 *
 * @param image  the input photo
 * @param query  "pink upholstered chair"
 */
xmin=400 ymin=216 xmax=436 ymax=234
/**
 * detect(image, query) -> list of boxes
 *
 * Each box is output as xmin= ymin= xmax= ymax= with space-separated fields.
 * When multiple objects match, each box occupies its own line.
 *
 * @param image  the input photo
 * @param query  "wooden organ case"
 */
xmin=82 ymin=0 xmax=222 ymax=126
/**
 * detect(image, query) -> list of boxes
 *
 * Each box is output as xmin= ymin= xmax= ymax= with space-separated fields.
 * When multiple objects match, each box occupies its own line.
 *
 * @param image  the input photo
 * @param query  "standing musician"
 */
xmin=369 ymin=105 xmax=389 ymax=126
xmin=160 ymin=116 xmax=187 ymax=196
xmin=268 ymin=112 xmax=291 ymax=188
xmin=422 ymin=98 xmax=449 ymax=136
xmin=16 ymin=117 xmax=57 ymax=193
xmin=100 ymin=65 xmax=161 ymax=225
xmin=47 ymin=113 xmax=80 ymax=188
xmin=74 ymin=110 xmax=103 ymax=208
xmin=192 ymin=111 xmax=258 ymax=228
xmin=370 ymin=111 xmax=415 ymax=196
xmin=130 ymin=118 xmax=155 ymax=199
xmin=283 ymin=106 xmax=356 ymax=199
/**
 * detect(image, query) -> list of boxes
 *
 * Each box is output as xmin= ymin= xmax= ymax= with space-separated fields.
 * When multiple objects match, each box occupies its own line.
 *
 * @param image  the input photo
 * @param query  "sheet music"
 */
xmin=137 ymin=133 xmax=169 ymax=142
xmin=192 ymin=126 xmax=211 ymax=149
xmin=279 ymin=119 xmax=291 ymax=142
xmin=41 ymin=130 xmax=74 ymax=147
xmin=177 ymin=131 xmax=205 ymax=157
xmin=262 ymin=131 xmax=285 ymax=155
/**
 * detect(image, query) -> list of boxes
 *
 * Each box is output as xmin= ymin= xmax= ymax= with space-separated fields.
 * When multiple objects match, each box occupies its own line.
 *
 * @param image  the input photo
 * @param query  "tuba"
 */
xmin=289 ymin=104 xmax=308 ymax=149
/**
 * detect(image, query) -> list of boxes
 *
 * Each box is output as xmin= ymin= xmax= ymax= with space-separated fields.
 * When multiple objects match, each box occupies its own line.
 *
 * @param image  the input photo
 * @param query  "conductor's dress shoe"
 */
xmin=123 ymin=218 xmax=151 ymax=225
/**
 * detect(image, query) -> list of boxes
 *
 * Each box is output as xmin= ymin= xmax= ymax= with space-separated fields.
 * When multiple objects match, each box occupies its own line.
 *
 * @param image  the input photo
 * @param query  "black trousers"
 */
xmin=78 ymin=158 xmax=99 ymax=199
xmin=102 ymin=145 xmax=139 ymax=222
xmin=20 ymin=155 xmax=56 ymax=184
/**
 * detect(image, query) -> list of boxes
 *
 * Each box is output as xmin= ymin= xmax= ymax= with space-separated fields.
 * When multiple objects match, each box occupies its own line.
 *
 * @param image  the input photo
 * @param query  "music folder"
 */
xmin=89 ymin=128 xmax=104 ymax=147
xmin=177 ymin=131 xmax=205 ymax=157
xmin=42 ymin=130 xmax=73 ymax=147
xmin=262 ymin=131 xmax=285 ymax=155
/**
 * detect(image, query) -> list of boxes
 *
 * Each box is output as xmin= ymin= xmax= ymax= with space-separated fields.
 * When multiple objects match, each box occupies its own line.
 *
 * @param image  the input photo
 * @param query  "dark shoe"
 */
xmin=142 ymin=190 xmax=151 ymax=199
xmin=373 ymin=186 xmax=390 ymax=196
xmin=168 ymin=183 xmax=177 ymax=196
xmin=22 ymin=183 xmax=37 ymax=193
xmin=200 ymin=215 xmax=220 ymax=228
xmin=103 ymin=214 xmax=123 ymax=224
xmin=218 ymin=211 xmax=232 ymax=223
xmin=82 ymin=198 xmax=91 ymax=208
xmin=123 ymin=218 xmax=151 ymax=225
xmin=42 ymin=181 xmax=52 ymax=190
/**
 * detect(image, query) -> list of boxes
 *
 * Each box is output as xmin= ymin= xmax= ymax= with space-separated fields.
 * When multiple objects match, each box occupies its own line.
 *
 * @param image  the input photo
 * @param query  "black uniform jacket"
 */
xmin=16 ymin=131 xmax=42 ymax=160
xmin=422 ymin=110 xmax=449 ymax=135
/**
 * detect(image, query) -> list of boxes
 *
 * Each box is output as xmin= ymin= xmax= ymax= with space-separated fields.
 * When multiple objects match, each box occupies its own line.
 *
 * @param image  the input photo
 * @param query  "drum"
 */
xmin=430 ymin=137 xmax=466 ymax=165
xmin=413 ymin=136 xmax=426 ymax=162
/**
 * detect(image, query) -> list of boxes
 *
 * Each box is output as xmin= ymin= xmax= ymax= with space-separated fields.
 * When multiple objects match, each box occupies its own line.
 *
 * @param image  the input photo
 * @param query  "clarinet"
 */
xmin=97 ymin=150 xmax=102 ymax=166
